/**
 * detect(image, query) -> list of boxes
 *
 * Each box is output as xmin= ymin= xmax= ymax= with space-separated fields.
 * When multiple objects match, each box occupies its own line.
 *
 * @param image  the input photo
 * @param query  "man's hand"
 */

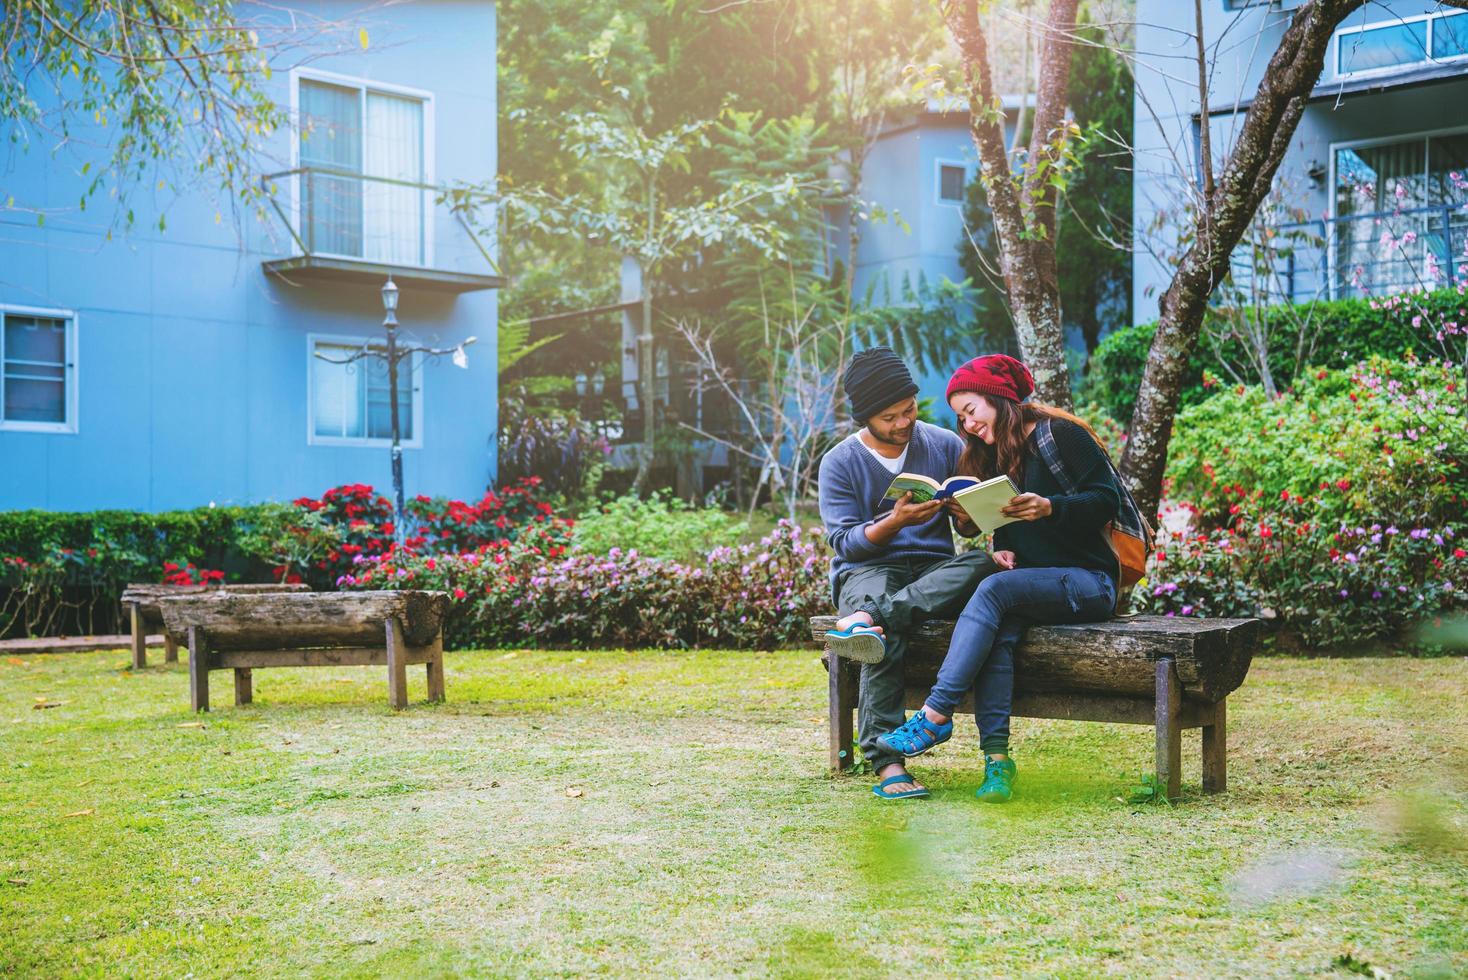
xmin=889 ymin=492 xmax=944 ymax=528
xmin=1001 ymin=493 xmax=1052 ymax=521
xmin=943 ymin=497 xmax=978 ymax=535
xmin=992 ymin=550 xmax=1017 ymax=570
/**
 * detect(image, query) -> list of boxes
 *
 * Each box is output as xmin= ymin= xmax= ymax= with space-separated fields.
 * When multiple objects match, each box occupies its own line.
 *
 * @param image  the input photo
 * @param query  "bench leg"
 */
xmin=828 ymin=652 xmax=855 ymax=772
xmin=1154 ymin=657 xmax=1182 ymax=802
xmin=385 ymin=617 xmax=409 ymax=710
xmin=1202 ymin=699 xmax=1227 ymax=794
xmin=130 ymin=604 xmax=147 ymax=670
xmin=425 ymin=633 xmax=445 ymax=703
xmin=164 ymin=633 xmax=179 ymax=664
xmin=188 ymin=627 xmax=210 ymax=713
xmin=234 ymin=668 xmax=253 ymax=706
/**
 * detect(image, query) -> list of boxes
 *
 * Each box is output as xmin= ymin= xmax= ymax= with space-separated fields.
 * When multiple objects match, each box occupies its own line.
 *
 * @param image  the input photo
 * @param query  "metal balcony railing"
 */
xmin=1229 ymin=203 xmax=1468 ymax=305
xmin=259 ymin=167 xmax=503 ymax=293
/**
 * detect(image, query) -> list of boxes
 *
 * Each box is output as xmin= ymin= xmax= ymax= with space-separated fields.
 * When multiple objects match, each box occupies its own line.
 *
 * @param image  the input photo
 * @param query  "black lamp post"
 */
xmin=315 ymin=276 xmax=476 ymax=550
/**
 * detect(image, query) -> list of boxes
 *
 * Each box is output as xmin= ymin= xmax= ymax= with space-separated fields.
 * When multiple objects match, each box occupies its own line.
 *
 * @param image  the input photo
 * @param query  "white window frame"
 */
xmin=289 ymin=67 xmax=437 ymax=267
xmin=1332 ymin=9 xmax=1468 ymax=80
xmin=306 ymin=333 xmax=424 ymax=449
xmin=1326 ymin=123 xmax=1468 ymax=298
xmin=0 ymin=304 xmax=78 ymax=435
xmin=934 ymin=158 xmax=972 ymax=209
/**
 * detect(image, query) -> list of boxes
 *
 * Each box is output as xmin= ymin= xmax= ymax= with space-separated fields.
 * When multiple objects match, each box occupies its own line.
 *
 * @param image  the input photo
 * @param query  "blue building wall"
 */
xmin=0 ymin=1 xmax=499 ymax=512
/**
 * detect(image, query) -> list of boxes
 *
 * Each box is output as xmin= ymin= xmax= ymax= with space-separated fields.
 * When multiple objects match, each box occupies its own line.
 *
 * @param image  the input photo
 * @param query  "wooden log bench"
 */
xmin=810 ymin=615 xmax=1262 ymax=801
xmin=121 ymin=582 xmax=311 ymax=669
xmin=157 ymin=590 xmax=449 ymax=712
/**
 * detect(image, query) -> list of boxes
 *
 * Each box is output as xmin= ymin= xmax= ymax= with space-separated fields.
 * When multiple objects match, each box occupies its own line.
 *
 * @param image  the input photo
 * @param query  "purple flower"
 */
xmin=1181 ymin=605 xmax=1194 ymax=616
xmin=1340 ymin=589 xmax=1349 ymax=598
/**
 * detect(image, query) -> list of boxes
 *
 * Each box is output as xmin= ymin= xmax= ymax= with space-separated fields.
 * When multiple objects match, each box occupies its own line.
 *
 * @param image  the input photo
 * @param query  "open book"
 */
xmin=882 ymin=472 xmax=1022 ymax=534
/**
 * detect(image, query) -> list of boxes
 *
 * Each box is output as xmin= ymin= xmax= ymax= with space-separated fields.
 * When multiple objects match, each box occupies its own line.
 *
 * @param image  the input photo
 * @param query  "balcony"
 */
xmin=259 ymin=167 xmax=504 ymax=293
xmin=1228 ymin=203 xmax=1468 ymax=306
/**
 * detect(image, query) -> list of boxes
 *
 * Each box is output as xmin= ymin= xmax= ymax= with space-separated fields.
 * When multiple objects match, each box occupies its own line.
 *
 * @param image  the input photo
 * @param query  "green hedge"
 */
xmin=0 ymin=506 xmax=266 ymax=569
xmin=0 ymin=506 xmax=280 ymax=638
xmin=1080 ymin=288 xmax=1458 ymax=423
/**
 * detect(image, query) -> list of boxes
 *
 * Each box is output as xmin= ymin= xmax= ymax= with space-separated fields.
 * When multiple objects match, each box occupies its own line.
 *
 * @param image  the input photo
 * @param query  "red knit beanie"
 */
xmin=946 ymin=354 xmax=1034 ymax=404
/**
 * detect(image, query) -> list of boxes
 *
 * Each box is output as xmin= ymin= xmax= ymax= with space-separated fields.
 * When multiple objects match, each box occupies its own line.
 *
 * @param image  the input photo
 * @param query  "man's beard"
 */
xmin=867 ymin=425 xmax=911 ymax=447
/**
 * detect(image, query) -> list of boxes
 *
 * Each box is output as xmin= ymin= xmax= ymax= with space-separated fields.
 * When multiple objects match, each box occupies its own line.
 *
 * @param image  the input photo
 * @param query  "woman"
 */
xmin=875 ymin=353 xmax=1122 ymax=803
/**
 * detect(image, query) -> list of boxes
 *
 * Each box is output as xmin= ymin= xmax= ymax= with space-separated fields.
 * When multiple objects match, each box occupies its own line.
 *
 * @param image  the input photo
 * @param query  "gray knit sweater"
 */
xmin=816 ymin=420 xmax=964 ymax=588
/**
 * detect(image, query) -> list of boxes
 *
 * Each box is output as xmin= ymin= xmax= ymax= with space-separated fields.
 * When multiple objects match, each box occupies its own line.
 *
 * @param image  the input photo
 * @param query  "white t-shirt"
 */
xmin=851 ymin=431 xmax=908 ymax=475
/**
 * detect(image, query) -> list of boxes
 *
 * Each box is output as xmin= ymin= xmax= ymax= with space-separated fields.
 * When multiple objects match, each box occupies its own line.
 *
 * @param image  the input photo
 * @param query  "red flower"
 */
xmin=453 ymin=587 xmax=467 ymax=600
xmin=1454 ymin=548 xmax=1467 ymax=559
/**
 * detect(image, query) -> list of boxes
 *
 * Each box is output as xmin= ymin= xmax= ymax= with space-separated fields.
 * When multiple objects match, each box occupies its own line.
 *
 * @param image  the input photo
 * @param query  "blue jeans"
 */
xmin=926 ymin=567 xmax=1117 ymax=753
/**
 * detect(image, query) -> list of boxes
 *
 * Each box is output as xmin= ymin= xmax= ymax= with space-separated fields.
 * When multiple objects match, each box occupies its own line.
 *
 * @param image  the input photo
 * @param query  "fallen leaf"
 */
xmin=6 ymin=658 xmax=25 ymax=666
xmin=565 ymin=787 xmax=584 ymax=798
xmin=64 ymin=809 xmax=95 ymax=818
xmin=176 ymin=722 xmax=206 ymax=729
xmin=32 ymin=701 xmax=67 ymax=710
xmin=5 ymin=878 xmax=29 ymax=887
xmin=358 ymin=28 xmax=369 ymax=49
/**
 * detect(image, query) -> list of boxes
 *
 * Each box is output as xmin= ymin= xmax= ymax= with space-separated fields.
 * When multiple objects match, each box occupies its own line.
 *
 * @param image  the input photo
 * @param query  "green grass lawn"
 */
xmin=2 ymin=647 xmax=1465 ymax=977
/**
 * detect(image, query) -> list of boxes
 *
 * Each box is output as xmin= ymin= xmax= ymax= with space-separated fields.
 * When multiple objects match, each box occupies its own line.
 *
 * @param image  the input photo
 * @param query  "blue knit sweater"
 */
xmin=817 ymin=420 xmax=964 ymax=588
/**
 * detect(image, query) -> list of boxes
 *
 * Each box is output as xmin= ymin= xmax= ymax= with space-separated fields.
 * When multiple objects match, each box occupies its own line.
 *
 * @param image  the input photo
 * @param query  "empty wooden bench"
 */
xmin=121 ymin=582 xmax=310 ymax=668
xmin=811 ymin=615 xmax=1262 ymax=801
xmin=157 ymin=590 xmax=449 ymax=712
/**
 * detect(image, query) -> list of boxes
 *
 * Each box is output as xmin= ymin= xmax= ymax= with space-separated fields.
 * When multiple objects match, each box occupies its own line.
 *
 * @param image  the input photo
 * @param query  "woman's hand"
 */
xmin=1001 ymin=493 xmax=1052 ymax=521
xmin=942 ymin=497 xmax=978 ymax=535
xmin=992 ymin=550 xmax=1017 ymax=570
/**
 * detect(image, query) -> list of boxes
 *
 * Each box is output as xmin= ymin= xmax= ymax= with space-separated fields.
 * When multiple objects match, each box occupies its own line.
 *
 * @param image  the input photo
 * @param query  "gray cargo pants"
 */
xmin=834 ymin=549 xmax=1000 ymax=773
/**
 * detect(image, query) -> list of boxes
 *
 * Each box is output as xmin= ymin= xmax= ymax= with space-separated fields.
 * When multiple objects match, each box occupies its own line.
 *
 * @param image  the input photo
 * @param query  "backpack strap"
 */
xmin=1033 ymin=419 xmax=1078 ymax=494
xmin=1033 ymin=417 xmax=1156 ymax=550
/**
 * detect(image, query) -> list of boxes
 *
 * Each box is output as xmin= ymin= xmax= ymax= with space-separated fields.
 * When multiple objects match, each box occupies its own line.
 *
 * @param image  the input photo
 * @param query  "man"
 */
xmin=817 ymin=347 xmax=1011 ymax=800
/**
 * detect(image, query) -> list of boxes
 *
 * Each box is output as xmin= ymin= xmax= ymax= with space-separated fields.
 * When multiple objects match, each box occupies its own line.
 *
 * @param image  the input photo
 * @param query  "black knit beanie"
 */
xmin=844 ymin=346 xmax=918 ymax=422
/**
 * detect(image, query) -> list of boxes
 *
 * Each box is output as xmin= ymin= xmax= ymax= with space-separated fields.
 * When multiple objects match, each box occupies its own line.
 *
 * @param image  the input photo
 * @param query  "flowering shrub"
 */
xmin=161 ymin=561 xmax=225 ymax=586
xmin=339 ymin=520 xmax=830 ymax=651
xmin=1168 ymin=357 xmax=1465 ymax=529
xmin=1147 ymin=362 xmax=1467 ymax=648
xmin=285 ymin=477 xmax=564 ymax=587
xmin=1138 ymin=501 xmax=1465 ymax=648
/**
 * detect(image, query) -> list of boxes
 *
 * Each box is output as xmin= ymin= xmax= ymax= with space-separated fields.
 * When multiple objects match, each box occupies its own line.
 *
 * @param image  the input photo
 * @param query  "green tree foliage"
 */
xmin=1 ymin=1 xmax=355 ymax=227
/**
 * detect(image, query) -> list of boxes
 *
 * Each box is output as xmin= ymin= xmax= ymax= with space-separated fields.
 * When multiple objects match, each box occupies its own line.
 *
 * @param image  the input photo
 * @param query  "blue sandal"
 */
xmin=824 ymin=623 xmax=886 ymax=664
xmin=872 ymin=773 xmax=930 ymax=800
xmin=876 ymin=709 xmax=954 ymax=758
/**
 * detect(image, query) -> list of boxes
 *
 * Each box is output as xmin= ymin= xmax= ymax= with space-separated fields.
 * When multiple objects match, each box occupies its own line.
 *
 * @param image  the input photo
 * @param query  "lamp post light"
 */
xmin=315 ymin=276 xmax=477 ymax=551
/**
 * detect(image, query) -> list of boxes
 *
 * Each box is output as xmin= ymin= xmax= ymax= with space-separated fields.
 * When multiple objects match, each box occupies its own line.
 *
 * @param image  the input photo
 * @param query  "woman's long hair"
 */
xmin=955 ymin=399 xmax=1107 ymax=485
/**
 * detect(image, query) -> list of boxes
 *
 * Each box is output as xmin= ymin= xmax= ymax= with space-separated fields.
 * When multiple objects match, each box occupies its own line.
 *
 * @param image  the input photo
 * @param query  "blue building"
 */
xmin=1132 ymin=1 xmax=1468 ymax=313
xmin=0 ymin=2 xmax=501 ymax=512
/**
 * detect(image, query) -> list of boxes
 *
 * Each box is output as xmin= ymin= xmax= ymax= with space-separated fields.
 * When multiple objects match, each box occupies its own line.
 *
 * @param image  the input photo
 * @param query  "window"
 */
xmin=1332 ymin=129 xmax=1468 ymax=296
xmin=309 ymin=338 xmax=421 ymax=446
xmin=297 ymin=75 xmax=429 ymax=265
xmin=1335 ymin=11 xmax=1468 ymax=77
xmin=1 ymin=309 xmax=76 ymax=433
xmin=937 ymin=163 xmax=967 ymax=204
xmin=1433 ymin=11 xmax=1468 ymax=60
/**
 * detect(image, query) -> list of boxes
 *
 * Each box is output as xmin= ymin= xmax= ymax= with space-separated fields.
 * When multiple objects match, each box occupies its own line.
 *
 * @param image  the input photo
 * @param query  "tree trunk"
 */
xmin=942 ymin=0 xmax=1078 ymax=408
